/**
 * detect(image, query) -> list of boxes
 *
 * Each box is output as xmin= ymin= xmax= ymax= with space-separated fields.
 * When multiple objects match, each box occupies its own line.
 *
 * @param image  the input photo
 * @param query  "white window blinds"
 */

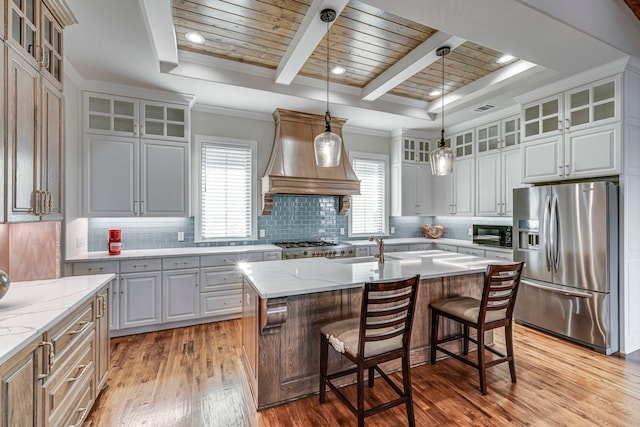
xmin=351 ymin=155 xmax=387 ymax=235
xmin=200 ymin=141 xmax=254 ymax=240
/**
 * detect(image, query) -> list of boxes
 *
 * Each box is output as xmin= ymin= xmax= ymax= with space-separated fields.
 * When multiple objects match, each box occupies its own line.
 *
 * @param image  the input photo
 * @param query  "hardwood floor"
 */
xmin=85 ymin=320 xmax=640 ymax=426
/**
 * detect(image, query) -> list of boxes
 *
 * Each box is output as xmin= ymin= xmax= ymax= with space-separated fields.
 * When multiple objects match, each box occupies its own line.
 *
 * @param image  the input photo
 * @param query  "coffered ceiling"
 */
xmin=64 ymin=0 xmax=640 ymax=132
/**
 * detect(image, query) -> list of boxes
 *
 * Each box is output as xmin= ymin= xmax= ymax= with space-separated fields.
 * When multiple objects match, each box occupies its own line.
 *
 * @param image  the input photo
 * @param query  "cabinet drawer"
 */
xmin=200 ymin=290 xmax=242 ymax=317
xmin=72 ymin=261 xmax=118 ymax=276
xmin=47 ymin=303 xmax=94 ymax=369
xmin=200 ymin=252 xmax=262 ymax=267
xmin=57 ymin=367 xmax=95 ymax=427
xmin=484 ymin=250 xmax=513 ymax=261
xmin=434 ymin=244 xmax=457 ymax=253
xmin=458 ymin=247 xmax=485 ymax=257
xmin=162 ymin=256 xmax=199 ymax=270
xmin=43 ymin=332 xmax=95 ymax=425
xmin=120 ymin=258 xmax=162 ymax=273
xmin=262 ymin=251 xmax=281 ymax=261
xmin=200 ymin=267 xmax=243 ymax=292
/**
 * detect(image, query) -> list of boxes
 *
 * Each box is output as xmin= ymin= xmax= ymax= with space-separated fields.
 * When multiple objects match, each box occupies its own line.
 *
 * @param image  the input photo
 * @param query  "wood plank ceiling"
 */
xmin=172 ymin=0 xmax=511 ymax=103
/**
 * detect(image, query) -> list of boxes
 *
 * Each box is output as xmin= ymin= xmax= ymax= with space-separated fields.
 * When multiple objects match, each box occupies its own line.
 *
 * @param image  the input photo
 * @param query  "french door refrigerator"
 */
xmin=513 ymin=181 xmax=618 ymax=354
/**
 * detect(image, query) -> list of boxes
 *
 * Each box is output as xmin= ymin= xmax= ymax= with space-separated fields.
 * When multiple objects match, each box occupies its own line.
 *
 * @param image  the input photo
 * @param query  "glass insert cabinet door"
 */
xmin=142 ymin=101 xmax=188 ymax=141
xmin=565 ymin=77 xmax=618 ymax=131
xmin=402 ymin=138 xmax=431 ymax=164
xmin=9 ymin=0 xmax=39 ymax=62
xmin=523 ymin=95 xmax=563 ymax=140
xmin=84 ymin=93 xmax=139 ymax=137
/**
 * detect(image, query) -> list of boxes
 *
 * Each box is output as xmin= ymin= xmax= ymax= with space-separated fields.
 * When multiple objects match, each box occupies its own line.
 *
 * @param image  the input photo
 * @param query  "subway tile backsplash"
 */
xmin=87 ymin=195 xmax=512 ymax=251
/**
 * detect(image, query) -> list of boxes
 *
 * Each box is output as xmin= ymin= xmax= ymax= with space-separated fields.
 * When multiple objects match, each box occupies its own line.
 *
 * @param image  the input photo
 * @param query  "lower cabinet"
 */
xmin=0 ymin=338 xmax=40 ymax=427
xmin=119 ymin=272 xmax=162 ymax=328
xmin=95 ymin=285 xmax=110 ymax=392
xmin=162 ymin=269 xmax=199 ymax=322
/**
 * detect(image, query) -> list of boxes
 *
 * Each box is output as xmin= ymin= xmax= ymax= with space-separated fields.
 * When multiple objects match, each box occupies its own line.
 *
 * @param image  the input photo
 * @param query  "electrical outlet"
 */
xmin=390 ymin=227 xmax=395 ymax=234
xmin=340 ymin=228 xmax=345 ymax=235
xmin=177 ymin=231 xmax=184 ymax=242
xmin=260 ymin=229 xmax=266 ymax=238
xmin=468 ymin=227 xmax=473 ymax=236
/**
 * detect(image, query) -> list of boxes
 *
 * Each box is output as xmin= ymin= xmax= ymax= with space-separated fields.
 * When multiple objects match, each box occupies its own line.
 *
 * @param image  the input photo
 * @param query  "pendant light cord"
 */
xmin=440 ymin=49 xmax=445 ymax=147
xmin=325 ymin=19 xmax=331 ymax=130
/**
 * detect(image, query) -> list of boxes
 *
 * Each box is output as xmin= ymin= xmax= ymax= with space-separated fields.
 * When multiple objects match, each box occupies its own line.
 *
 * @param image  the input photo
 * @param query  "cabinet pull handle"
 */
xmin=67 ymin=364 xmax=89 ymax=383
xmin=134 ymin=201 xmax=138 ymax=214
xmin=134 ymin=123 xmax=138 ymax=137
xmin=557 ymin=120 xmax=562 ymax=131
xmin=68 ymin=406 xmax=90 ymax=427
xmin=40 ymin=341 xmax=55 ymax=372
xmin=140 ymin=201 xmax=144 ymax=214
xmin=565 ymin=164 xmax=570 ymax=176
xmin=140 ymin=125 xmax=145 ymax=135
xmin=68 ymin=321 xmax=91 ymax=336
xmin=565 ymin=118 xmax=571 ymax=130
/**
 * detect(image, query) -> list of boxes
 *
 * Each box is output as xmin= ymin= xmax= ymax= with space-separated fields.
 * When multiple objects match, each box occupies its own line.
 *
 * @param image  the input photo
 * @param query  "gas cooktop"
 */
xmin=273 ymin=241 xmax=354 ymax=259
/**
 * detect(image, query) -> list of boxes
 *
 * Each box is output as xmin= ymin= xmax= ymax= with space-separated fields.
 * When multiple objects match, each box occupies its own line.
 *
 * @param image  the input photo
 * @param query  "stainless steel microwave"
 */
xmin=472 ymin=224 xmax=512 ymax=248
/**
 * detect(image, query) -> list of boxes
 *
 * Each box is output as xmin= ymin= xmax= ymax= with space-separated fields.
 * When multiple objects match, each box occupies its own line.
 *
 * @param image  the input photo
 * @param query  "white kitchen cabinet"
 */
xmin=452 ymin=129 xmax=474 ymax=159
xmin=162 ymin=269 xmax=199 ymax=322
xmin=457 ymin=246 xmax=484 ymax=257
xmin=484 ymin=249 xmax=513 ymax=261
xmin=85 ymin=135 xmax=189 ymax=216
xmin=119 ymin=272 xmax=162 ymax=328
xmin=84 ymin=92 xmax=190 ymax=142
xmin=432 ymin=142 xmax=475 ymax=216
xmin=390 ymin=131 xmax=433 ymax=216
xmin=521 ymin=75 xmax=621 ymax=183
xmin=432 ymin=243 xmax=457 ymax=253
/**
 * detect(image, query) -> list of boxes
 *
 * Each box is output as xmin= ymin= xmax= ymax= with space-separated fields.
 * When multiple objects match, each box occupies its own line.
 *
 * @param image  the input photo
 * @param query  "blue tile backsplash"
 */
xmin=86 ymin=195 xmax=512 ymax=251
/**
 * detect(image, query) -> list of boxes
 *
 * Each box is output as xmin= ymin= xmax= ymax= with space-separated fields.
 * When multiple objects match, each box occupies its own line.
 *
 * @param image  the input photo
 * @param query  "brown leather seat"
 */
xmin=319 ymin=274 xmax=420 ymax=427
xmin=429 ymin=262 xmax=524 ymax=394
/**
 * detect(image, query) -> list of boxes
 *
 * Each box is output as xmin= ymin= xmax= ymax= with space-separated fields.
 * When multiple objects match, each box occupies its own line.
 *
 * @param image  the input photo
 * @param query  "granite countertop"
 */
xmin=347 ymin=237 xmax=512 ymax=253
xmin=0 ymin=274 xmax=115 ymax=365
xmin=65 ymin=244 xmax=283 ymax=262
xmin=241 ymin=249 xmax=503 ymax=299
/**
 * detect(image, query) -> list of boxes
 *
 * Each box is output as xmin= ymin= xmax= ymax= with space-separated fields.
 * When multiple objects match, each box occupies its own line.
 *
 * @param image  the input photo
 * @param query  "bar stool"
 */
xmin=429 ymin=262 xmax=524 ymax=394
xmin=319 ymin=275 xmax=420 ymax=427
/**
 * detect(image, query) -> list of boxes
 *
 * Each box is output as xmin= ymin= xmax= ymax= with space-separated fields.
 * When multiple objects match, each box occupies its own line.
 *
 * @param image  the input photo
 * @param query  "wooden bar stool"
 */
xmin=429 ymin=262 xmax=524 ymax=394
xmin=319 ymin=274 xmax=420 ymax=427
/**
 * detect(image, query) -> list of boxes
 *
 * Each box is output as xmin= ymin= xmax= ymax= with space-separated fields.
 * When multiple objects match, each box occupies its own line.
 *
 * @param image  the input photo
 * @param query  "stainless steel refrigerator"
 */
xmin=513 ymin=181 xmax=618 ymax=354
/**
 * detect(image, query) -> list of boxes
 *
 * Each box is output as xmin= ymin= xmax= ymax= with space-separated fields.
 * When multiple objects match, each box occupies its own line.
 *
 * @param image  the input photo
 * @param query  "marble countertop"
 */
xmin=65 ymin=244 xmax=283 ymax=262
xmin=0 ymin=274 xmax=115 ymax=365
xmin=241 ymin=249 xmax=504 ymax=299
xmin=347 ymin=237 xmax=512 ymax=253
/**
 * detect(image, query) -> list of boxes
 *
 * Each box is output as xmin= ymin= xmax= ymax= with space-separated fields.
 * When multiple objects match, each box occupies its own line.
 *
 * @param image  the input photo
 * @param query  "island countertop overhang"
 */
xmin=240 ymin=250 xmax=497 ymax=299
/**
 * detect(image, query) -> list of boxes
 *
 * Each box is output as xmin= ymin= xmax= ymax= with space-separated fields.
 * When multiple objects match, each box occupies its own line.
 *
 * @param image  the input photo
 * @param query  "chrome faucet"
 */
xmin=369 ymin=236 xmax=384 ymax=264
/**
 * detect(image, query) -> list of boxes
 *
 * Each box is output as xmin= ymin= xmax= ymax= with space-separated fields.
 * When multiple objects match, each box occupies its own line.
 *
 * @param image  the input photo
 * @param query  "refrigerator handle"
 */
xmin=544 ymin=195 xmax=552 ymax=272
xmin=551 ymin=194 xmax=560 ymax=272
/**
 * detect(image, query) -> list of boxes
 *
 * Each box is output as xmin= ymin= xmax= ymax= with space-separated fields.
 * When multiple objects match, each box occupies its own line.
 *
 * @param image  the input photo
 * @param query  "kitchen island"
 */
xmin=240 ymin=250 xmax=500 ymax=409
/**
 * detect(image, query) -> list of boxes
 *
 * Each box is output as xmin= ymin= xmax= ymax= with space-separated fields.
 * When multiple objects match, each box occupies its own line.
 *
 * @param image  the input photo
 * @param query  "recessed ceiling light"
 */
xmin=429 ymin=90 xmax=442 ymax=97
xmin=185 ymin=32 xmax=205 ymax=44
xmin=331 ymin=65 xmax=346 ymax=75
xmin=497 ymin=54 xmax=515 ymax=64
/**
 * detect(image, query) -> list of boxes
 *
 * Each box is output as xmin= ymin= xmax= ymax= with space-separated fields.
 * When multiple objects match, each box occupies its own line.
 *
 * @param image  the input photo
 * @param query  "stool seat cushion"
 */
xmin=430 ymin=296 xmax=507 ymax=323
xmin=321 ymin=318 xmax=403 ymax=358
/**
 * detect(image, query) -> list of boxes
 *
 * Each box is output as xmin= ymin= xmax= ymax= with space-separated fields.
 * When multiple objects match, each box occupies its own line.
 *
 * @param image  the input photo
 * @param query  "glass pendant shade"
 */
xmin=430 ymin=143 xmax=455 ymax=176
xmin=314 ymin=126 xmax=342 ymax=167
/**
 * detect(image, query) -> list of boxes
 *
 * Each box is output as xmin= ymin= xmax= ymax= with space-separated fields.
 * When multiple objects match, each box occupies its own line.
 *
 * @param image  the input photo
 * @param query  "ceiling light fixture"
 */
xmin=185 ymin=32 xmax=205 ymax=44
xmin=429 ymin=89 xmax=442 ymax=97
xmin=430 ymin=46 xmax=455 ymax=176
xmin=314 ymin=9 xmax=342 ymax=168
xmin=331 ymin=65 xmax=346 ymax=75
xmin=497 ymin=54 xmax=514 ymax=64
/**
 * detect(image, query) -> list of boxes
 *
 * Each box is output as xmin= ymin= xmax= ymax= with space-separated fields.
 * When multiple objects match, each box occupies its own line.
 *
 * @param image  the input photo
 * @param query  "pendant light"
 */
xmin=314 ymin=8 xmax=342 ymax=168
xmin=430 ymin=46 xmax=455 ymax=176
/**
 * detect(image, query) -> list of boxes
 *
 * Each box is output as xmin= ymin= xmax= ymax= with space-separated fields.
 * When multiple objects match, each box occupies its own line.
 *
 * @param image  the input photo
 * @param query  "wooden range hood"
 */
xmin=261 ymin=109 xmax=360 ymax=215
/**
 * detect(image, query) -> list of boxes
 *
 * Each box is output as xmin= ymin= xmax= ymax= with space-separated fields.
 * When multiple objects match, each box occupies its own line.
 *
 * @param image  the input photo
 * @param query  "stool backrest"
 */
xmin=479 ymin=262 xmax=524 ymax=324
xmin=358 ymin=275 xmax=420 ymax=358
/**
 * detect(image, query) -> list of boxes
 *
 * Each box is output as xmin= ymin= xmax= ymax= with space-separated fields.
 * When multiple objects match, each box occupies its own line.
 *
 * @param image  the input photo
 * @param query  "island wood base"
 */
xmin=242 ymin=273 xmax=487 ymax=410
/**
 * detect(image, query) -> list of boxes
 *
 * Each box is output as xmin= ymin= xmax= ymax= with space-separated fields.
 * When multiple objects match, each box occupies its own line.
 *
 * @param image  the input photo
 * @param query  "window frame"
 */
xmin=194 ymin=135 xmax=258 ymax=243
xmin=348 ymin=151 xmax=389 ymax=237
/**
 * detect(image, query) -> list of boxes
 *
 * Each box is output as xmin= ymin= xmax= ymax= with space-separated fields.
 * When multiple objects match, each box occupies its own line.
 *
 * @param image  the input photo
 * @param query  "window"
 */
xmin=349 ymin=152 xmax=388 ymax=236
xmin=196 ymin=136 xmax=257 ymax=242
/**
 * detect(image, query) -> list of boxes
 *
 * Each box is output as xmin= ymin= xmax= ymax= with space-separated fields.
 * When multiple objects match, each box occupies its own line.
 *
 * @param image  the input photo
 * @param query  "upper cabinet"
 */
xmin=390 ymin=131 xmax=433 ymax=216
xmin=84 ymin=92 xmax=190 ymax=142
xmin=521 ymin=75 xmax=622 ymax=183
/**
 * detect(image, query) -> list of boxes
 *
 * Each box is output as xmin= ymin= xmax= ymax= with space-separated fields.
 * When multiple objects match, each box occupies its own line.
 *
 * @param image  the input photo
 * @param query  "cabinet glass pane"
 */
xmin=594 ymin=81 xmax=614 ymax=102
xmin=571 ymin=109 xmax=589 ymax=126
xmin=54 ymin=30 xmax=60 ymax=52
xmin=89 ymin=97 xmax=111 ymax=114
xmin=465 ymin=146 xmax=472 ymax=156
xmin=114 ymin=101 xmax=135 ymax=116
xmin=524 ymin=106 xmax=539 ymax=121
xmin=26 ymin=0 xmax=34 ymax=21
xmin=114 ymin=118 xmax=134 ymax=133
xmin=542 ymin=117 xmax=559 ymax=133
xmin=13 ymin=0 xmax=21 ymax=7
xmin=456 ymin=147 xmax=464 ymax=157
xmin=489 ymin=138 xmax=499 ymax=150
xmin=505 ymin=120 xmax=516 ymax=133
xmin=594 ymin=102 xmax=615 ymax=121
xmin=464 ymin=133 xmax=472 ymax=144
xmin=89 ymin=115 xmax=111 ymax=131
xmin=26 ymin=27 xmax=34 ymax=53
xmin=478 ymin=141 xmax=487 ymax=152
xmin=167 ymin=124 xmax=185 ymax=138
xmin=53 ymin=57 xmax=60 ymax=80
xmin=504 ymin=134 xmax=517 ymax=147
xmin=12 ymin=12 xmax=22 ymax=43
xmin=167 ymin=108 xmax=184 ymax=122
xmin=44 ymin=17 xmax=51 ymax=43
xmin=525 ymin=122 xmax=539 ymax=137
xmin=145 ymin=105 xmax=164 ymax=120
xmin=478 ymin=128 xmax=487 ymax=139
xmin=542 ymin=100 xmax=558 ymax=116
xmin=145 ymin=121 xmax=164 ymax=136
xmin=570 ymin=89 xmax=589 ymax=109
xmin=489 ymin=125 xmax=498 ymax=137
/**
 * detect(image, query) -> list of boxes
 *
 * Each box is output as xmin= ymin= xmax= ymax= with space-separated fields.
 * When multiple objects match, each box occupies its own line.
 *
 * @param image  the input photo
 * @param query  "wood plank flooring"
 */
xmin=84 ymin=320 xmax=640 ymax=426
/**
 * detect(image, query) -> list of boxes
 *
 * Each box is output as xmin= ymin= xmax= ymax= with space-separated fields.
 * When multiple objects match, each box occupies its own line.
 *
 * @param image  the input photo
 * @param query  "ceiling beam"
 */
xmin=274 ymin=0 xmax=350 ymax=86
xmin=139 ymin=0 xmax=179 ymax=72
xmin=361 ymin=32 xmax=465 ymax=101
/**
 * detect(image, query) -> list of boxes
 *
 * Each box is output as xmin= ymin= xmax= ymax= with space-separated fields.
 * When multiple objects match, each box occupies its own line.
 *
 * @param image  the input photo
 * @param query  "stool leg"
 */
xmin=506 ymin=323 xmax=517 ymax=383
xmin=319 ymin=334 xmax=328 ymax=403
xmin=430 ymin=309 xmax=439 ymax=364
xmin=477 ymin=329 xmax=487 ymax=395
xmin=357 ymin=365 xmax=365 ymax=427
xmin=463 ymin=325 xmax=470 ymax=355
xmin=402 ymin=355 xmax=415 ymax=427
xmin=368 ymin=366 xmax=375 ymax=388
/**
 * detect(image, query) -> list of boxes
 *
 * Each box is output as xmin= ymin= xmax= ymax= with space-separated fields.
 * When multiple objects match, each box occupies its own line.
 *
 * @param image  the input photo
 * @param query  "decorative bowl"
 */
xmin=0 ymin=270 xmax=10 ymax=300
xmin=423 ymin=224 xmax=444 ymax=239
